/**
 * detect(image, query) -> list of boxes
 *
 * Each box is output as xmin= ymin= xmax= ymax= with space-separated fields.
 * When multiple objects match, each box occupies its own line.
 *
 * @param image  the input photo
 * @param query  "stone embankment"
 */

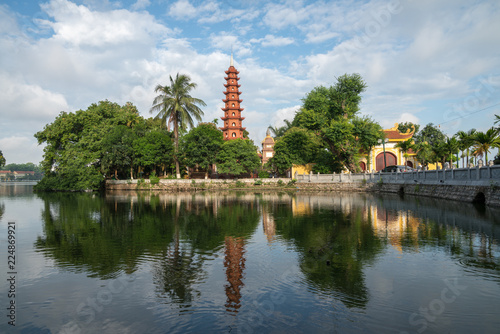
xmin=106 ymin=178 xmax=294 ymax=191
xmin=295 ymin=165 xmax=500 ymax=207
xmin=106 ymin=166 xmax=500 ymax=207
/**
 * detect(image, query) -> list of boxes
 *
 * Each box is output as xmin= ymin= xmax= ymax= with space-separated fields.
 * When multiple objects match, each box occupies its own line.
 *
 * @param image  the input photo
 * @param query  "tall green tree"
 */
xmin=442 ymin=137 xmax=460 ymax=167
xmin=216 ymin=139 xmax=261 ymax=176
xmin=413 ymin=123 xmax=446 ymax=147
xmin=181 ymin=123 xmax=224 ymax=179
xmin=472 ymin=128 xmax=500 ymax=163
xmin=291 ymin=73 xmax=370 ymax=172
xmin=150 ymin=73 xmax=206 ymax=179
xmin=455 ymin=129 xmax=476 ymax=168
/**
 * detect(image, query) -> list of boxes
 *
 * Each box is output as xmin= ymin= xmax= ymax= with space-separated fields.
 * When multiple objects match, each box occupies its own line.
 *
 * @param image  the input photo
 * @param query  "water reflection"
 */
xmin=25 ymin=189 xmax=500 ymax=332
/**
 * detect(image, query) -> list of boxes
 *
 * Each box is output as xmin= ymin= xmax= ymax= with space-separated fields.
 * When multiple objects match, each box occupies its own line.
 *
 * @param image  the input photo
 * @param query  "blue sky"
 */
xmin=1 ymin=0 xmax=499 ymax=163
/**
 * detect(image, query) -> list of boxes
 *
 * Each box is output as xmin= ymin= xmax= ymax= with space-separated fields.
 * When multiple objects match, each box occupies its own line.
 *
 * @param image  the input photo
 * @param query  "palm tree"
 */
xmin=442 ymin=137 xmax=459 ymax=167
xmin=394 ymin=138 xmax=414 ymax=167
xmin=455 ymin=129 xmax=476 ymax=168
xmin=267 ymin=119 xmax=293 ymax=140
xmin=150 ymin=73 xmax=206 ymax=178
xmin=472 ymin=127 xmax=500 ymax=163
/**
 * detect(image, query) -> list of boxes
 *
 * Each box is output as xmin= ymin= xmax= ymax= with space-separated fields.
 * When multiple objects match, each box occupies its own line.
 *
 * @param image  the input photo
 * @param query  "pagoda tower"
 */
xmin=220 ymin=54 xmax=246 ymax=140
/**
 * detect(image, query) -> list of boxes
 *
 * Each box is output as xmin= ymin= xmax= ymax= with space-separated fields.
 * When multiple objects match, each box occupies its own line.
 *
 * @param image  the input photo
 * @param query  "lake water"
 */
xmin=0 ymin=183 xmax=499 ymax=333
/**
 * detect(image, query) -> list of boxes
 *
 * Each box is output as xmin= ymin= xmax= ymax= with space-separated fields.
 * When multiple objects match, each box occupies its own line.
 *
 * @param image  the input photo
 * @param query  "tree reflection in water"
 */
xmin=32 ymin=190 xmax=500 ymax=318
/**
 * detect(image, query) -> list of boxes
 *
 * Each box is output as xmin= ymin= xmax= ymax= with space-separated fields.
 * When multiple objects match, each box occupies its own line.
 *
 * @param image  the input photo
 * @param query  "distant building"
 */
xmin=220 ymin=54 xmax=246 ymax=140
xmin=359 ymin=123 xmax=417 ymax=172
xmin=0 ymin=170 xmax=35 ymax=180
xmin=261 ymin=129 xmax=275 ymax=165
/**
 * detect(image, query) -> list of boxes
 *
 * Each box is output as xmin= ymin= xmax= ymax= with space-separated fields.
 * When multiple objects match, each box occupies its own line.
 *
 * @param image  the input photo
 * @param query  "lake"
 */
xmin=0 ymin=183 xmax=499 ymax=333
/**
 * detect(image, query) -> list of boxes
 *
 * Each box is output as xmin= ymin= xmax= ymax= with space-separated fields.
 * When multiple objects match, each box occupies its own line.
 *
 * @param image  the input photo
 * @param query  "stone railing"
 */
xmin=295 ymin=165 xmax=500 ymax=185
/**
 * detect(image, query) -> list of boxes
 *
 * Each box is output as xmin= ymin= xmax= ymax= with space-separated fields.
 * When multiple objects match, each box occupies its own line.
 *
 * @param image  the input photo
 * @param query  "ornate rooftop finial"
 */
xmin=230 ymin=47 xmax=234 ymax=67
xmin=266 ymin=128 xmax=271 ymax=137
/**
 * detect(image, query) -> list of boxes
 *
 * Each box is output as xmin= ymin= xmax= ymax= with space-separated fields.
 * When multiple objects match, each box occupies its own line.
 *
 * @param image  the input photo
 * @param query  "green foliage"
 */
xmin=258 ymin=171 xmax=269 ymax=178
xmin=133 ymin=129 xmax=173 ymax=175
xmin=181 ymin=123 xmax=223 ymax=174
xmin=216 ymin=139 xmax=261 ymax=176
xmin=472 ymin=127 xmax=500 ymax=162
xmin=284 ymin=74 xmax=373 ymax=173
xmin=312 ymin=150 xmax=343 ymax=174
xmin=267 ymin=120 xmax=293 ymax=140
xmin=149 ymin=171 xmax=160 ymax=185
xmin=254 ymin=179 xmax=262 ymax=185
xmin=0 ymin=151 xmax=6 ymax=168
xmin=413 ymin=123 xmax=446 ymax=147
xmin=277 ymin=179 xmax=284 ymax=186
xmin=268 ymin=127 xmax=323 ymax=175
xmin=286 ymin=179 xmax=297 ymax=187
xmin=235 ymin=180 xmax=245 ymax=188
xmin=34 ymin=101 xmax=142 ymax=191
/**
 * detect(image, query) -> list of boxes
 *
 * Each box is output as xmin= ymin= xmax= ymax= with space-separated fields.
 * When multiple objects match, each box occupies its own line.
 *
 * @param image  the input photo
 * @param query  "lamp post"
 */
xmin=378 ymin=138 xmax=389 ymax=171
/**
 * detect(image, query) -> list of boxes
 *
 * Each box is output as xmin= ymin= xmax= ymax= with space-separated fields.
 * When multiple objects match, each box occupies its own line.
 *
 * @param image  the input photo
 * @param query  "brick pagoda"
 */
xmin=220 ymin=54 xmax=246 ymax=140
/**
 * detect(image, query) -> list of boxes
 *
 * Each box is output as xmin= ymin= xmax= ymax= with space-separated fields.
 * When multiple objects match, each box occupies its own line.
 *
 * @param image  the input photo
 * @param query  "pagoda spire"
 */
xmin=220 ymin=54 xmax=246 ymax=140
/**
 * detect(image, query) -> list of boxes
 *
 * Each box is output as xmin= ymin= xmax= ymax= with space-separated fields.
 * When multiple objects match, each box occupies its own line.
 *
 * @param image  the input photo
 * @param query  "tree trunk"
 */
xmin=174 ymin=117 xmax=181 ymax=179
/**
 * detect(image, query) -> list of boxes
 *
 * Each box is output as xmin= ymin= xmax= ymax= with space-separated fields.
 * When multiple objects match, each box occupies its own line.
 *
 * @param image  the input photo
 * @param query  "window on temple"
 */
xmin=232 ymin=132 xmax=236 ymax=137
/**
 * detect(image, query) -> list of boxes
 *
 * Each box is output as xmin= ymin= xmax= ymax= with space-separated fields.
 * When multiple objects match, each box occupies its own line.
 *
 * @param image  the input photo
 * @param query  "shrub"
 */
xmin=149 ymin=171 xmax=160 ymax=185
xmin=254 ymin=179 xmax=262 ymax=185
xmin=277 ymin=179 xmax=284 ymax=186
xmin=235 ymin=180 xmax=245 ymax=188
xmin=258 ymin=171 xmax=269 ymax=178
xmin=286 ymin=179 xmax=297 ymax=187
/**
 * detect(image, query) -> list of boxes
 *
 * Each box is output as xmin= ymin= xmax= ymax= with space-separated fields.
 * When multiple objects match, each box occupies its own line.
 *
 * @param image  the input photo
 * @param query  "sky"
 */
xmin=1 ymin=0 xmax=499 ymax=164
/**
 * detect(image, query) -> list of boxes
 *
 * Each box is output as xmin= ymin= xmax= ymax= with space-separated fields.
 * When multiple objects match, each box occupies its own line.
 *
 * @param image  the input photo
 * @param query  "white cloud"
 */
xmin=0 ymin=136 xmax=45 ymax=165
xmin=168 ymin=0 xmax=198 ymax=20
xmin=41 ymin=0 xmax=169 ymax=47
xmin=131 ymin=0 xmax=151 ymax=11
xmin=252 ymin=34 xmax=294 ymax=47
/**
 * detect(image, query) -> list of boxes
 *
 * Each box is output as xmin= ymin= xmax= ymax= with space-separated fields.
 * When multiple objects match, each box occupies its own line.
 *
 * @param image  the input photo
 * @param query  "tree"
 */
xmin=472 ymin=128 xmax=500 ymax=163
xmin=442 ymin=137 xmax=460 ymax=167
xmin=267 ymin=119 xmax=293 ymax=139
xmin=34 ymin=101 xmax=143 ymax=191
xmin=413 ymin=123 xmax=446 ymax=147
xmin=455 ymin=129 xmax=476 ymax=168
xmin=150 ymin=73 xmax=206 ymax=179
xmin=133 ymin=129 xmax=174 ymax=177
xmin=101 ymin=125 xmax=136 ymax=179
xmin=394 ymin=138 xmax=414 ymax=167
xmin=266 ymin=127 xmax=323 ymax=175
xmin=216 ymin=139 xmax=261 ymax=176
xmin=0 ymin=150 xmax=5 ymax=168
xmin=414 ymin=142 xmax=433 ymax=168
xmin=352 ymin=116 xmax=384 ymax=170
xmin=181 ymin=123 xmax=224 ymax=179
xmin=291 ymin=74 xmax=370 ymax=172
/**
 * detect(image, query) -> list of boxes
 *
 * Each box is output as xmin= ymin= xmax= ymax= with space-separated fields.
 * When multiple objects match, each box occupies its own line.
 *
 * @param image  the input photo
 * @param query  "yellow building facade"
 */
xmin=359 ymin=123 xmax=418 ymax=172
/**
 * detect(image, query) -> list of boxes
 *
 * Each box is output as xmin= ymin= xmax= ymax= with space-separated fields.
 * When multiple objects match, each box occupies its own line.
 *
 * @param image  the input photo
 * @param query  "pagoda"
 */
xmin=220 ymin=54 xmax=246 ymax=140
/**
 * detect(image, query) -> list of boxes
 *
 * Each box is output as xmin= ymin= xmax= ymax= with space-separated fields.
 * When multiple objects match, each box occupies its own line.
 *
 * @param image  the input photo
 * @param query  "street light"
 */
xmin=378 ymin=138 xmax=389 ymax=171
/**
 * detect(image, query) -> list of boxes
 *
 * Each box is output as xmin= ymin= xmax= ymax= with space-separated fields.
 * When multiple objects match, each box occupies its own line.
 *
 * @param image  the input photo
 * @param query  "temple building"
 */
xmin=261 ymin=129 xmax=275 ymax=165
xmin=220 ymin=54 xmax=246 ymax=140
xmin=359 ymin=123 xmax=417 ymax=172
